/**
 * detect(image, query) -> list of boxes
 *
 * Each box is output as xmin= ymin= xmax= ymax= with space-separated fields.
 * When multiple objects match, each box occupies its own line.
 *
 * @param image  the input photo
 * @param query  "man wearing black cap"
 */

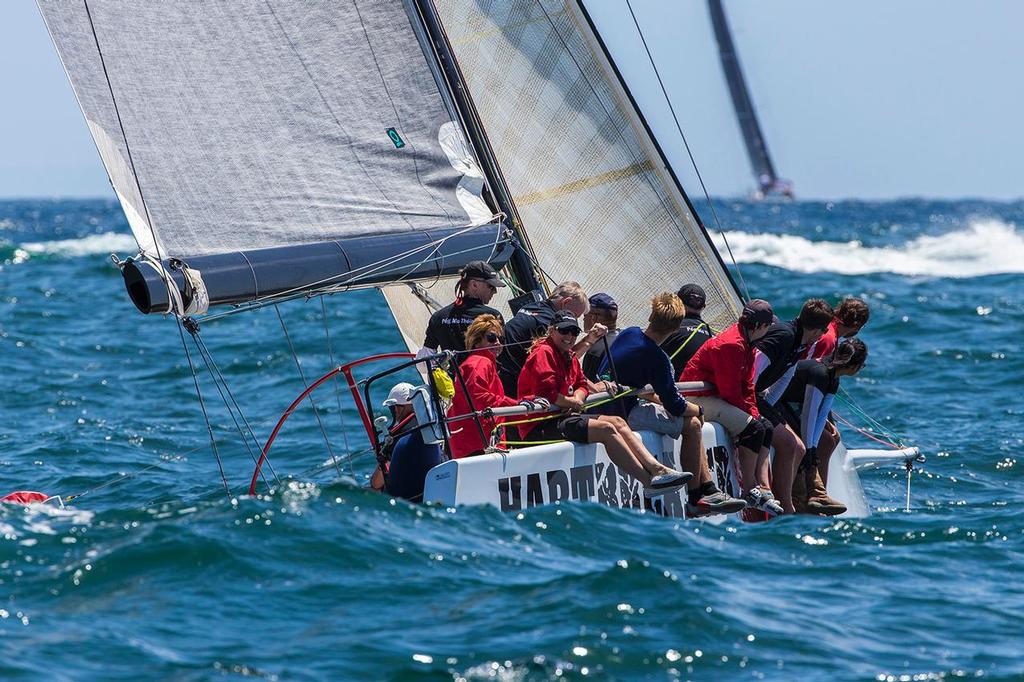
xmin=581 ymin=292 xmax=620 ymax=381
xmin=661 ymin=283 xmax=714 ymax=379
xmin=418 ymin=260 xmax=504 ymax=361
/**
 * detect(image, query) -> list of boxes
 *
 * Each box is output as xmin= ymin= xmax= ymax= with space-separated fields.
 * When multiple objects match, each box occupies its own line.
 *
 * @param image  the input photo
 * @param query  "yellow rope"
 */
xmin=667 ymin=323 xmax=708 ymax=361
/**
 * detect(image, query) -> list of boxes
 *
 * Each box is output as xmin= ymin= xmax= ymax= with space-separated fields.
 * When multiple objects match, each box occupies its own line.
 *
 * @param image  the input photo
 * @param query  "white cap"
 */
xmin=382 ymin=382 xmax=416 ymax=407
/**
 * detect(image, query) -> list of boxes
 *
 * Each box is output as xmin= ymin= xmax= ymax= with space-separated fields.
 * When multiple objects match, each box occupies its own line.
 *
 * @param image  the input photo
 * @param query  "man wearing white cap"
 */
xmin=371 ymin=382 xmax=418 ymax=491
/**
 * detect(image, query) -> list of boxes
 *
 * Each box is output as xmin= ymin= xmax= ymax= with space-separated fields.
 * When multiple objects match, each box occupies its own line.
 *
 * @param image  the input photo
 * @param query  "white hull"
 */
xmin=423 ymin=421 xmax=919 ymax=519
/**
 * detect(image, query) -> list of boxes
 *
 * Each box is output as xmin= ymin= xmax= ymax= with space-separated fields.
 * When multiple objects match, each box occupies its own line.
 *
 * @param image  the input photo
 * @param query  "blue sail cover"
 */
xmin=38 ymin=0 xmax=501 ymax=312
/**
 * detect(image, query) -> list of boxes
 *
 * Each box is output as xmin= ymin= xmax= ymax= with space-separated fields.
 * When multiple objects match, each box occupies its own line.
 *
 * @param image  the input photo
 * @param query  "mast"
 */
xmin=707 ymin=0 xmax=790 ymax=197
xmin=410 ymin=0 xmax=543 ymax=299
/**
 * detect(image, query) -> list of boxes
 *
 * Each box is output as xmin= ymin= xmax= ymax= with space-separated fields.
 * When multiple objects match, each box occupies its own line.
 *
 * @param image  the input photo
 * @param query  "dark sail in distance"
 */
xmin=707 ymin=0 xmax=792 ymax=198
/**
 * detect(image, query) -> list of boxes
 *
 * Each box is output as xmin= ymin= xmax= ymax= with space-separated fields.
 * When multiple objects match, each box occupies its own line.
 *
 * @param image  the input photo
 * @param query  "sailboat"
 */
xmin=706 ymin=0 xmax=793 ymax=200
xmin=38 ymin=0 xmax=917 ymax=519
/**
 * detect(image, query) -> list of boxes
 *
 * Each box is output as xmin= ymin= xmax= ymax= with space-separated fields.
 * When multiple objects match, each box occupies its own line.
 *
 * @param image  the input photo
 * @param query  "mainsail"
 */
xmin=706 ymin=0 xmax=790 ymax=198
xmin=37 ymin=0 xmax=512 ymax=318
xmin=425 ymin=0 xmax=742 ymax=332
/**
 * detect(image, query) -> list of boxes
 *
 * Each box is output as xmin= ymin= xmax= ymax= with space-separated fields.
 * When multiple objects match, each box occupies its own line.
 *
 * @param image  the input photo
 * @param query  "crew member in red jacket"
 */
xmin=681 ymin=299 xmax=783 ymax=516
xmin=803 ymin=297 xmax=870 ymax=360
xmin=517 ymin=311 xmax=691 ymax=498
xmin=447 ymin=314 xmax=520 ymax=458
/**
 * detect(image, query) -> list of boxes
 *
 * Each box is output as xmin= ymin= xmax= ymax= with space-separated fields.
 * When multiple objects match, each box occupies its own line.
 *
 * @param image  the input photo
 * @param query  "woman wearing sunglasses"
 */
xmin=517 ymin=311 xmax=691 ymax=498
xmin=446 ymin=314 xmax=521 ymax=459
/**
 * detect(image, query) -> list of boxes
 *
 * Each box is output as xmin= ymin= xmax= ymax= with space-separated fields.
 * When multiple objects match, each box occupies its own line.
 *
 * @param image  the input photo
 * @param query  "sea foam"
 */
xmin=712 ymin=219 xmax=1024 ymax=278
xmin=19 ymin=231 xmax=138 ymax=257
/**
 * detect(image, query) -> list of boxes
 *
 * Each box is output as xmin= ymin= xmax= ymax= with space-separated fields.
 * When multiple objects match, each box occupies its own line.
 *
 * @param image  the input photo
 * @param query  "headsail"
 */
xmin=426 ymin=0 xmax=742 ymax=332
xmin=706 ymin=0 xmax=791 ymax=198
xmin=37 ymin=0 xmax=509 ymax=317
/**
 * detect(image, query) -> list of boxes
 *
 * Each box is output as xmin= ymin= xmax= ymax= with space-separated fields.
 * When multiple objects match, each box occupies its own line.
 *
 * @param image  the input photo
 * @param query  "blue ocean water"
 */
xmin=0 ymin=198 xmax=1021 ymax=681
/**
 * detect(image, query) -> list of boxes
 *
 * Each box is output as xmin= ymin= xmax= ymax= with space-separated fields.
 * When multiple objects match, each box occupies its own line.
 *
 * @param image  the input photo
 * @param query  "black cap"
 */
xmin=677 ymin=283 xmax=706 ymax=309
xmin=552 ymin=310 xmax=582 ymax=333
xmin=588 ymin=292 xmax=618 ymax=312
xmin=460 ymin=260 xmax=505 ymax=288
xmin=740 ymin=299 xmax=775 ymax=327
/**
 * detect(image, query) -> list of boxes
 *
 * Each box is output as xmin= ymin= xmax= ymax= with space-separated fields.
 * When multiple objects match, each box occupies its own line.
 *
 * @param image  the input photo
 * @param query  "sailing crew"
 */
xmin=752 ymin=299 xmax=833 ymax=514
xmin=594 ymin=292 xmax=745 ymax=517
xmin=581 ymin=292 xmax=620 ymax=380
xmin=804 ymin=296 xmax=871 ymax=360
xmin=418 ymin=260 xmax=504 ymax=361
xmin=446 ymin=314 xmax=520 ymax=459
xmin=370 ymin=382 xmax=418 ymax=492
xmin=781 ymin=338 xmax=868 ymax=515
xmin=517 ymin=310 xmax=692 ymax=498
xmin=497 ymin=281 xmax=603 ymax=396
xmin=660 ymin=283 xmax=714 ymax=379
xmin=802 ymin=296 xmax=871 ymax=464
xmin=680 ymin=299 xmax=783 ymax=516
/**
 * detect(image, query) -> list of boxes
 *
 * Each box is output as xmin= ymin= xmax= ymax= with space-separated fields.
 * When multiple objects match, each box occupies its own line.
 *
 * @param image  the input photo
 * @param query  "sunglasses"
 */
xmin=472 ymin=278 xmax=497 ymax=292
xmin=556 ymin=327 xmax=582 ymax=337
xmin=485 ymin=332 xmax=504 ymax=344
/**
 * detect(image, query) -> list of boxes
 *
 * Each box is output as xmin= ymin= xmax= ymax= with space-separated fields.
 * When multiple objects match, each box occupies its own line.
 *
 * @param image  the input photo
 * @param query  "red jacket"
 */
xmin=680 ymin=322 xmax=759 ymax=418
xmin=447 ymin=350 xmax=519 ymax=458
xmin=517 ymin=337 xmax=589 ymax=438
xmin=805 ymin=319 xmax=839 ymax=360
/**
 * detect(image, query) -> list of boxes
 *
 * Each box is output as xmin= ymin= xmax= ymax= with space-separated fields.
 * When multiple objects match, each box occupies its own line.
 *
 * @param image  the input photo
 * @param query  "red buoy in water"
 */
xmin=1 ymin=491 xmax=49 ymax=505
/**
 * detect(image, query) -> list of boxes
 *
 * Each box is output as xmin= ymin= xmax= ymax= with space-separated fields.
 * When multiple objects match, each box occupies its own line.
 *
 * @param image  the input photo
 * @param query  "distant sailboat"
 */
xmin=707 ymin=0 xmax=793 ymax=199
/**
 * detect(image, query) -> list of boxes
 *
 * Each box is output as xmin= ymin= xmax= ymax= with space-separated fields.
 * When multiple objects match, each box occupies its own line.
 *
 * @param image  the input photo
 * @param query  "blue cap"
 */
xmin=588 ymin=292 xmax=618 ymax=312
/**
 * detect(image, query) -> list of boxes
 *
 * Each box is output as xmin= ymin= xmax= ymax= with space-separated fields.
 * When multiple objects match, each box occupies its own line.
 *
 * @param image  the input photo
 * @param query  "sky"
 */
xmin=0 ymin=1 xmax=1021 ymax=200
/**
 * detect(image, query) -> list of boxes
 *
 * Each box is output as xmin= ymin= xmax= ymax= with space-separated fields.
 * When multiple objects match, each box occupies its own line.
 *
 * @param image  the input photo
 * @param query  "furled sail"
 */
xmin=38 ymin=0 xmax=509 ymax=315
xmin=707 ymin=0 xmax=790 ymax=198
xmin=425 ymin=0 xmax=742 ymax=332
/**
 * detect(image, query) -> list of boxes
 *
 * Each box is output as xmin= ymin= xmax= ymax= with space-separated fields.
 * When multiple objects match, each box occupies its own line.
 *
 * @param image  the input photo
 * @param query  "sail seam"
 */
xmin=514 ymin=160 xmax=652 ymax=206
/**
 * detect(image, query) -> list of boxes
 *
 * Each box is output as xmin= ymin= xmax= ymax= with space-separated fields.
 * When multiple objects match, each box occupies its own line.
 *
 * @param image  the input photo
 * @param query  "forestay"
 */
xmin=37 ymin=0 xmax=488 ymax=260
xmin=430 ymin=0 xmax=742 ymax=332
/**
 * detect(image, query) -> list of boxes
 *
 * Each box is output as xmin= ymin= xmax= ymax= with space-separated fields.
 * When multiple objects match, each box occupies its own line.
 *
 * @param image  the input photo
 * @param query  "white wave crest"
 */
xmin=19 ymin=231 xmax=138 ymax=257
xmin=713 ymin=219 xmax=1024 ymax=278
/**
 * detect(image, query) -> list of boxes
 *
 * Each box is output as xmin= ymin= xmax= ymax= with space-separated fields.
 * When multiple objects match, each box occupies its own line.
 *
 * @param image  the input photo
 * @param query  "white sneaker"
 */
xmin=744 ymin=488 xmax=784 ymax=517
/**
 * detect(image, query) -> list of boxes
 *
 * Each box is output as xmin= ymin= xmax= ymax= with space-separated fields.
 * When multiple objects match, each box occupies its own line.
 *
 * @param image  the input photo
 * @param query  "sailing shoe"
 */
xmin=686 ymin=490 xmax=747 ymax=518
xmin=805 ymin=469 xmax=846 ymax=516
xmin=643 ymin=470 xmax=693 ymax=498
xmin=743 ymin=487 xmax=785 ymax=517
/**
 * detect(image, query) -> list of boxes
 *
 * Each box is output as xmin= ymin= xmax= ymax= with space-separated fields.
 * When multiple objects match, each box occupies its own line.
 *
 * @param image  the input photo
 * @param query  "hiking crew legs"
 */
xmin=770 ymin=423 xmax=805 ymax=514
xmin=689 ymin=396 xmax=770 ymax=494
xmin=587 ymin=415 xmax=671 ymax=487
xmin=680 ymin=416 xmax=711 ymax=492
xmin=817 ymin=422 xmax=840 ymax=486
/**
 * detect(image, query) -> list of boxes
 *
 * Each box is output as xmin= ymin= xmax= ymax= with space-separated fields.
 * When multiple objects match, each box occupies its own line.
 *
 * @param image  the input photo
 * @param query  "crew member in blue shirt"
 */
xmin=595 ymin=292 xmax=745 ymax=517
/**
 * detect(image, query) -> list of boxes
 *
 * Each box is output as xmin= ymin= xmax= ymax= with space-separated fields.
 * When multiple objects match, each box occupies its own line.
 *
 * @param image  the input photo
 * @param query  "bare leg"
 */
xmin=770 ymin=424 xmax=805 ymax=514
xmin=736 ymin=445 xmax=759 ymax=496
xmin=818 ymin=423 xmax=839 ymax=487
xmin=596 ymin=415 xmax=672 ymax=478
xmin=756 ymin=447 xmax=772 ymax=490
xmin=679 ymin=417 xmax=709 ymax=491
xmin=587 ymin=420 xmax=653 ymax=485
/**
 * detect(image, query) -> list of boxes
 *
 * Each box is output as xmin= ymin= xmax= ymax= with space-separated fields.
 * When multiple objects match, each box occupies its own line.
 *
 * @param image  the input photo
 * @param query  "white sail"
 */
xmin=37 ymin=0 xmax=488 ymax=260
xmin=431 ymin=0 xmax=742 ymax=331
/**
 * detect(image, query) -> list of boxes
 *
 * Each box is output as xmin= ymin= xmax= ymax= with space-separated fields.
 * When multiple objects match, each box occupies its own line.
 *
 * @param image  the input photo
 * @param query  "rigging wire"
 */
xmin=178 ymin=322 xmax=232 ymax=499
xmin=623 ymin=0 xmax=751 ymax=302
xmin=274 ymin=304 xmax=344 ymax=481
xmin=321 ymin=296 xmax=358 ymax=479
xmin=189 ymin=327 xmax=282 ymax=487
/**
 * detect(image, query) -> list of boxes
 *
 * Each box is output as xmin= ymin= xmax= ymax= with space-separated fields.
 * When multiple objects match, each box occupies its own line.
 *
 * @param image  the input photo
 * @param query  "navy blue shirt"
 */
xmin=594 ymin=327 xmax=689 ymax=418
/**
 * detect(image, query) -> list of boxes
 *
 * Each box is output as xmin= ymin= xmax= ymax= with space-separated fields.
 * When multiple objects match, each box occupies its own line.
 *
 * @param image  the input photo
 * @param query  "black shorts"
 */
xmin=756 ymin=396 xmax=785 ymax=427
xmin=779 ymin=401 xmax=802 ymax=436
xmin=521 ymin=414 xmax=595 ymax=445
